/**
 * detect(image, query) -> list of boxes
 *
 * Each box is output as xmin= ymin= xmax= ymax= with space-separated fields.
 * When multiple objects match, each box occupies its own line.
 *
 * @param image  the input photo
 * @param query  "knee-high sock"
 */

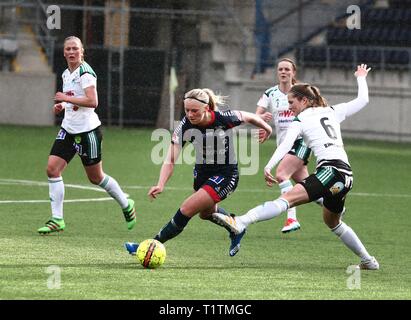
xmin=154 ymin=209 xmax=191 ymax=243
xmin=279 ymin=180 xmax=297 ymax=220
xmin=331 ymin=222 xmax=372 ymax=261
xmin=49 ymin=177 xmax=64 ymax=219
xmin=237 ymin=198 xmax=289 ymax=228
xmin=98 ymin=175 xmax=128 ymax=209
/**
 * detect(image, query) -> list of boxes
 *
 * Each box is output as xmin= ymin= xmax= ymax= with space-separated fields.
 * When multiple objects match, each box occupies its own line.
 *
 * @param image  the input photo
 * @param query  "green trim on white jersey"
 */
xmin=79 ymin=61 xmax=97 ymax=78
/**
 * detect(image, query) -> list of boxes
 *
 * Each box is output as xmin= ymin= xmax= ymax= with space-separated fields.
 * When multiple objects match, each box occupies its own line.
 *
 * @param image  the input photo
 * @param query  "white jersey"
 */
xmin=265 ymin=76 xmax=369 ymax=171
xmin=61 ymin=61 xmax=101 ymax=134
xmin=257 ymin=85 xmax=295 ymax=145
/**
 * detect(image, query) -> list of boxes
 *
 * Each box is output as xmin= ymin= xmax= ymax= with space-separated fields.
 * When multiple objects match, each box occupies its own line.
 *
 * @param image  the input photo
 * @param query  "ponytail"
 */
xmin=309 ymin=85 xmax=327 ymax=107
xmin=290 ymin=83 xmax=327 ymax=108
xmin=184 ymin=88 xmax=227 ymax=111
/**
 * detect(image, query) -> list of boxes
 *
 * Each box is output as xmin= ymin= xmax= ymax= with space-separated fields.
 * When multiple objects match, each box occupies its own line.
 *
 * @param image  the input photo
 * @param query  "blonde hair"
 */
xmin=64 ymin=36 xmax=84 ymax=62
xmin=184 ymin=88 xmax=227 ymax=111
xmin=289 ymin=83 xmax=327 ymax=107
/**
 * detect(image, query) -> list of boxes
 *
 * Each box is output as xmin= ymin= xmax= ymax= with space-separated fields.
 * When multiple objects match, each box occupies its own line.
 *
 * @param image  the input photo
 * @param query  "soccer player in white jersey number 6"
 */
xmin=256 ymin=58 xmax=311 ymax=233
xmin=213 ymin=64 xmax=379 ymax=270
xmin=38 ymin=36 xmax=136 ymax=234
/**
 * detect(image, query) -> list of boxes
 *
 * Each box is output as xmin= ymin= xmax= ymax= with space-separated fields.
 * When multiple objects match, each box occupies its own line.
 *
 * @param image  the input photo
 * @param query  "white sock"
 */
xmin=279 ymin=180 xmax=297 ymax=220
xmin=49 ymin=177 xmax=64 ymax=219
xmin=238 ymin=198 xmax=289 ymax=227
xmin=331 ymin=222 xmax=372 ymax=261
xmin=99 ymin=175 xmax=128 ymax=209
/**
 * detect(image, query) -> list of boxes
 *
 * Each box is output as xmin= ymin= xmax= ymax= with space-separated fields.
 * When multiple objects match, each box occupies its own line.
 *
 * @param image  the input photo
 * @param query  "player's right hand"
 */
xmin=53 ymin=103 xmax=65 ymax=114
xmin=264 ymin=168 xmax=278 ymax=187
xmin=148 ymin=185 xmax=163 ymax=200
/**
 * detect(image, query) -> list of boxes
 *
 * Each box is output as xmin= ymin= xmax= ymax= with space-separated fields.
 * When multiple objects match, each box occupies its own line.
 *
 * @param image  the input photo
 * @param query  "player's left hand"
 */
xmin=260 ymin=112 xmax=273 ymax=123
xmin=354 ymin=64 xmax=371 ymax=77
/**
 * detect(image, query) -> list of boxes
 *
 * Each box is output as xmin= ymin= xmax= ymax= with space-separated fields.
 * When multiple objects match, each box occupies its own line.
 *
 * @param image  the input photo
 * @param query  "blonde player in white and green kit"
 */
xmin=38 ymin=36 xmax=136 ymax=234
xmin=256 ymin=58 xmax=310 ymax=233
xmin=213 ymin=64 xmax=379 ymax=270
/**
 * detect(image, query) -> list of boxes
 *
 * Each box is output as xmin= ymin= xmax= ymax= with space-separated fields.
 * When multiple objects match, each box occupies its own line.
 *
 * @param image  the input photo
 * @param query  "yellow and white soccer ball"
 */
xmin=136 ymin=239 xmax=166 ymax=269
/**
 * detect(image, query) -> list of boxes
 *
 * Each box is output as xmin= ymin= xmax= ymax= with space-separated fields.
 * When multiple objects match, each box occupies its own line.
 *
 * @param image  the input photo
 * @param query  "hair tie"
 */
xmin=184 ymin=96 xmax=209 ymax=105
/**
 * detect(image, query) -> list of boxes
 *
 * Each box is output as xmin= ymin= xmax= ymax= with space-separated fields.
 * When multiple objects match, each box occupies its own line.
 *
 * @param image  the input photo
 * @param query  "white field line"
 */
xmin=0 ymin=179 xmax=127 ymax=204
xmin=0 ymin=179 xmax=410 ymax=204
xmin=0 ymin=198 xmax=114 ymax=204
xmin=124 ymin=185 xmax=411 ymax=198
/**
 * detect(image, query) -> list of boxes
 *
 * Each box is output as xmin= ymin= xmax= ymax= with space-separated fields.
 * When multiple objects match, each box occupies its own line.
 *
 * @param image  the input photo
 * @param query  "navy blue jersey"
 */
xmin=172 ymin=110 xmax=243 ymax=174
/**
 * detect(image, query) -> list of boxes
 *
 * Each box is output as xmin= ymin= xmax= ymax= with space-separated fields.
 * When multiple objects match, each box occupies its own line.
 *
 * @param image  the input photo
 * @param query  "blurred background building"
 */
xmin=1 ymin=0 xmax=410 ymax=141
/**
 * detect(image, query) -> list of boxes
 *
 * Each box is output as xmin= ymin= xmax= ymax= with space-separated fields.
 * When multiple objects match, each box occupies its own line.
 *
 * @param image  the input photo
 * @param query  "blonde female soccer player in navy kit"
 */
xmin=38 ymin=36 xmax=136 ymax=234
xmin=256 ymin=58 xmax=311 ymax=233
xmin=125 ymin=88 xmax=272 ymax=257
xmin=213 ymin=64 xmax=379 ymax=270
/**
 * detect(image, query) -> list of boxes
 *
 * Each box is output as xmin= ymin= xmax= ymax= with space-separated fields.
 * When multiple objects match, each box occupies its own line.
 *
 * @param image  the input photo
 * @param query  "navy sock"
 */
xmin=154 ymin=209 xmax=191 ymax=243
xmin=208 ymin=207 xmax=233 ymax=234
xmin=217 ymin=207 xmax=230 ymax=216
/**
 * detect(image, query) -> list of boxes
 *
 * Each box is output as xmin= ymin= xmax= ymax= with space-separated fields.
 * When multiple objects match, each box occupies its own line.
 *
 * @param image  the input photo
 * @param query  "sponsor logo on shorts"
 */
xmin=73 ymin=143 xmax=82 ymax=155
xmin=56 ymin=129 xmax=66 ymax=140
xmin=330 ymin=181 xmax=344 ymax=195
xmin=210 ymin=176 xmax=225 ymax=185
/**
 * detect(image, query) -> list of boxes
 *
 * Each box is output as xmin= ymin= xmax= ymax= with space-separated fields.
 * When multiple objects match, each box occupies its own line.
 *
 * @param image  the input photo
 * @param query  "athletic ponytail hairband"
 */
xmin=184 ymin=96 xmax=209 ymax=105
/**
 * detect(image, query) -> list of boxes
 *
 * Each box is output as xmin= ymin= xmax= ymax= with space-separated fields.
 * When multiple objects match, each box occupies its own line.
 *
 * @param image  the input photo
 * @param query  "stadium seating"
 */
xmin=0 ymin=38 xmax=18 ymax=71
xmin=389 ymin=0 xmax=411 ymax=9
xmin=297 ymin=3 xmax=411 ymax=70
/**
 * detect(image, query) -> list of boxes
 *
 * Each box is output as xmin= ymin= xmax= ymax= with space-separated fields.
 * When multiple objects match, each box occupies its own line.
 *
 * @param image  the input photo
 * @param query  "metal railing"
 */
xmin=0 ymin=0 xmax=56 ymax=68
xmin=32 ymin=0 xmax=55 ymax=67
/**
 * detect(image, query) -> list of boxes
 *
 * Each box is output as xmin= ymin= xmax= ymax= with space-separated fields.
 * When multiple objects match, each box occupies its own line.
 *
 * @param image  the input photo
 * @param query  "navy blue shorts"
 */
xmin=193 ymin=169 xmax=239 ymax=203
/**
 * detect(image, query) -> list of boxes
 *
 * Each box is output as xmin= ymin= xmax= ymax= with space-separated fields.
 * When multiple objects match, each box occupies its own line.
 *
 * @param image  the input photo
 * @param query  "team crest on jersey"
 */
xmin=329 ymin=182 xmax=344 ymax=195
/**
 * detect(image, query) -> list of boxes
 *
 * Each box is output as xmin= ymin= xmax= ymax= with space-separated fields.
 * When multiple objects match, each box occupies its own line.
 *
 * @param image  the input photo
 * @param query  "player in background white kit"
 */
xmin=213 ymin=64 xmax=379 ymax=270
xmin=256 ymin=58 xmax=310 ymax=233
xmin=38 ymin=36 xmax=136 ymax=234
